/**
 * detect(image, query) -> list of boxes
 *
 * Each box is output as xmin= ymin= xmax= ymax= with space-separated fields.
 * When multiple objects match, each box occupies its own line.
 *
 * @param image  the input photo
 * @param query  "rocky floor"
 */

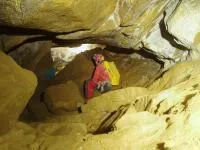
xmin=1 ymin=57 xmax=200 ymax=150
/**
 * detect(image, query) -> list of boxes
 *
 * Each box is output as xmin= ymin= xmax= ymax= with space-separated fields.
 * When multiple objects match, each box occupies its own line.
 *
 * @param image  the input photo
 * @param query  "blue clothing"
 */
xmin=46 ymin=68 xmax=56 ymax=80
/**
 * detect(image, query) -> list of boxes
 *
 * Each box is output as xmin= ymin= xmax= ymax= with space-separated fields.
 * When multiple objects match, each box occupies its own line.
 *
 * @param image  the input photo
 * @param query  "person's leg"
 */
xmin=85 ymin=80 xmax=97 ymax=99
xmin=100 ymin=82 xmax=112 ymax=93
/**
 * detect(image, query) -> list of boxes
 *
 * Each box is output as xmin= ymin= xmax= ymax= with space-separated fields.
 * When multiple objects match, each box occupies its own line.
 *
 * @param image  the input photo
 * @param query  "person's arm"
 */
xmin=92 ymin=65 xmax=101 ymax=84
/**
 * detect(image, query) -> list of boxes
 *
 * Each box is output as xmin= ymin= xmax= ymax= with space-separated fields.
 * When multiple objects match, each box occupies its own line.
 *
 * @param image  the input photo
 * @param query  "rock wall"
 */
xmin=0 ymin=51 xmax=37 ymax=134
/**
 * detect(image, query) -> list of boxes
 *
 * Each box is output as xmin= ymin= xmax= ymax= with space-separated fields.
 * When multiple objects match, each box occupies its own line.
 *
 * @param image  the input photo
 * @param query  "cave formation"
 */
xmin=1 ymin=0 xmax=200 ymax=150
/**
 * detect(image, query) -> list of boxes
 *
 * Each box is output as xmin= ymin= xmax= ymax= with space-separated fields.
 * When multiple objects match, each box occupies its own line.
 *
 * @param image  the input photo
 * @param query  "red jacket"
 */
xmin=92 ymin=63 xmax=110 ymax=84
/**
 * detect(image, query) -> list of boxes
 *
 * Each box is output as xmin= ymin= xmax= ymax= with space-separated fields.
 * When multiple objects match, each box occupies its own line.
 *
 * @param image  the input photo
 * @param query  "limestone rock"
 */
xmin=9 ymin=40 xmax=52 ymax=66
xmin=147 ymin=75 xmax=200 ymax=115
xmin=141 ymin=0 xmax=189 ymax=67
xmin=0 ymin=0 xmax=117 ymax=33
xmin=135 ymin=60 xmax=200 ymax=115
xmin=32 ymin=119 xmax=87 ymax=150
xmin=0 ymin=35 xmax=28 ymax=52
xmin=143 ymin=18 xmax=189 ymax=69
xmin=0 ymin=120 xmax=87 ymax=150
xmin=0 ymin=122 xmax=36 ymax=150
xmin=44 ymin=81 xmax=84 ymax=113
xmin=82 ymin=87 xmax=150 ymax=113
xmin=0 ymin=34 xmax=53 ymax=67
xmin=3 ymin=0 xmax=200 ymax=65
xmin=167 ymin=0 xmax=200 ymax=60
xmin=142 ymin=0 xmax=200 ymax=67
xmin=0 ymin=51 xmax=37 ymax=134
xmin=148 ymin=60 xmax=200 ymax=91
xmin=0 ymin=0 xmax=171 ymax=49
xmin=81 ymin=87 xmax=150 ymax=132
xmin=56 ymin=0 xmax=171 ymax=50
xmin=79 ymin=112 xmax=166 ymax=150
xmin=136 ymin=60 xmax=200 ymax=149
xmin=2 ymin=0 xmax=200 ymax=64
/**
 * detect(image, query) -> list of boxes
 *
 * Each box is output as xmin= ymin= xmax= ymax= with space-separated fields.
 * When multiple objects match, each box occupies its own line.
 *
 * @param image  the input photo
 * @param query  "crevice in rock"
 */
xmin=0 ymin=36 xmax=5 ymax=50
xmin=0 ymin=25 xmax=56 ymax=35
xmin=0 ymin=25 xmax=90 ymax=36
xmin=157 ymin=143 xmax=168 ymax=150
xmin=159 ymin=11 xmax=190 ymax=51
xmin=1 ymin=26 xmax=92 ymax=54
xmin=6 ymin=35 xmax=55 ymax=54
xmin=137 ymin=48 xmax=165 ymax=68
xmin=105 ymin=45 xmax=165 ymax=69
xmin=94 ymin=104 xmax=131 ymax=134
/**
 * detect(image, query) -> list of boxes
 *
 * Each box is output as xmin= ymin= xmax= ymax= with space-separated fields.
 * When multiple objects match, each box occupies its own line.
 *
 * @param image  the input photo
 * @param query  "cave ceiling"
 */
xmin=0 ymin=0 xmax=200 ymax=67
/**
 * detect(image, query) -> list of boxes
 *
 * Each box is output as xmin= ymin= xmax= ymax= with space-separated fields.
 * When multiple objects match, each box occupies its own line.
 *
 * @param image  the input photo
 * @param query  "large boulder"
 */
xmin=82 ymin=87 xmax=150 ymax=113
xmin=81 ymin=87 xmax=150 ymax=132
xmin=79 ymin=112 xmax=166 ymax=150
xmin=144 ymin=0 xmax=200 ymax=67
xmin=167 ymin=0 xmax=200 ymax=59
xmin=0 ymin=0 xmax=171 ymax=48
xmin=0 ymin=120 xmax=87 ymax=150
xmin=0 ymin=122 xmax=36 ymax=150
xmin=0 ymin=0 xmax=117 ymax=33
xmin=0 ymin=51 xmax=37 ymax=134
xmin=44 ymin=81 xmax=84 ymax=114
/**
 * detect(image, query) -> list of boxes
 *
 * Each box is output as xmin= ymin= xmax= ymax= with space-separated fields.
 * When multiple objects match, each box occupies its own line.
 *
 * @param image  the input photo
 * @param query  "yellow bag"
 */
xmin=103 ymin=61 xmax=120 ymax=85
